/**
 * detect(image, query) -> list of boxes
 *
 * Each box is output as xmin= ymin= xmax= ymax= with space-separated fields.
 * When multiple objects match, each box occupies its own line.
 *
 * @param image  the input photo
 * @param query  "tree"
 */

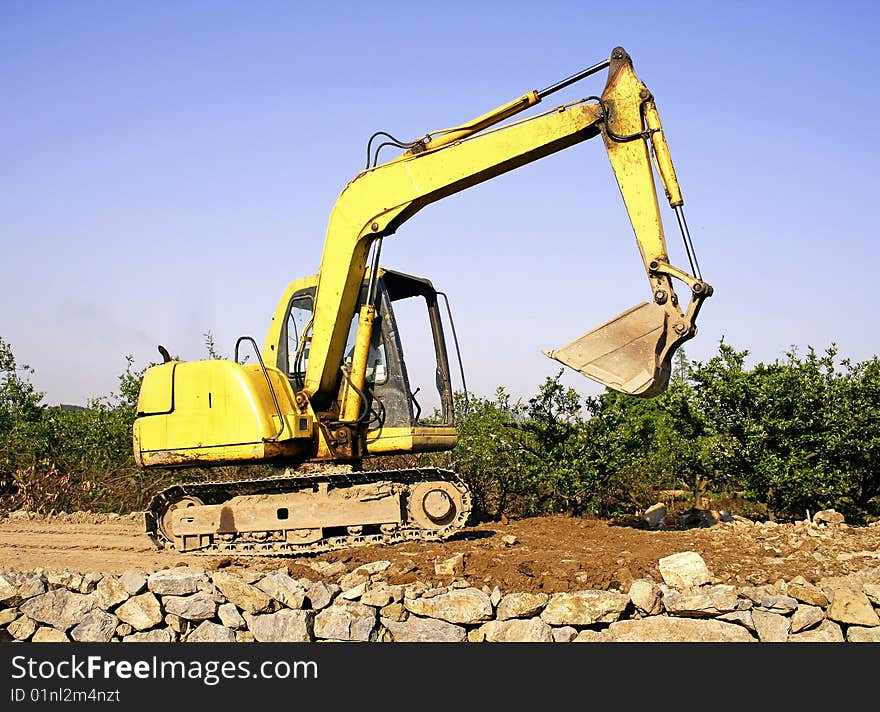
xmin=0 ymin=336 xmax=44 ymax=435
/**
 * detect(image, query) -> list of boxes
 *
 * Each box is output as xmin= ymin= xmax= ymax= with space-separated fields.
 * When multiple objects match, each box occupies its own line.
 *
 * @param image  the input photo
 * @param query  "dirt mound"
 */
xmin=2 ymin=510 xmax=879 ymax=592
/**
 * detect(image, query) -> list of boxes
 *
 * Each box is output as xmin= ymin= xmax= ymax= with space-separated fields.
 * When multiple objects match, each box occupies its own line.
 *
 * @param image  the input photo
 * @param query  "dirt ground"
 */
xmin=2 ymin=510 xmax=879 ymax=592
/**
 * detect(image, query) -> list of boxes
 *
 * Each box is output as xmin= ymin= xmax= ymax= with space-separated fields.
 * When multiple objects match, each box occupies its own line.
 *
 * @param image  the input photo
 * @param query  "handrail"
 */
xmin=437 ymin=291 xmax=469 ymax=415
xmin=234 ymin=336 xmax=285 ymax=441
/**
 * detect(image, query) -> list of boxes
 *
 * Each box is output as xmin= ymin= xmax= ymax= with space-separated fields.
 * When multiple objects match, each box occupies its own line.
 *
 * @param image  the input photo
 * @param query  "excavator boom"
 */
xmin=305 ymin=47 xmax=710 ymax=409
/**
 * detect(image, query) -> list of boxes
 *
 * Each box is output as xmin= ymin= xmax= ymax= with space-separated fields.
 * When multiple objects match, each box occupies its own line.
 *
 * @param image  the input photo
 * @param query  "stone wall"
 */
xmin=2 ymin=551 xmax=879 ymax=642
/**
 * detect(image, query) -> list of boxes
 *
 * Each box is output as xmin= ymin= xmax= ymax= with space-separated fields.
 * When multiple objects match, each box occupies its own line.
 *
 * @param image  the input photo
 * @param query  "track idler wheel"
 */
xmin=408 ymin=481 xmax=464 ymax=530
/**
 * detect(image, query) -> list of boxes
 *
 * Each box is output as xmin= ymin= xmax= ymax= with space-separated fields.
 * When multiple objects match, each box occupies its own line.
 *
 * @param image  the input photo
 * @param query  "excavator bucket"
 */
xmin=543 ymin=301 xmax=683 ymax=398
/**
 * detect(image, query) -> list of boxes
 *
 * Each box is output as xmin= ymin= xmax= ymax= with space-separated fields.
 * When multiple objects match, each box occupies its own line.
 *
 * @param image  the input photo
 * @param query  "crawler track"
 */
xmin=144 ymin=467 xmax=473 ymax=556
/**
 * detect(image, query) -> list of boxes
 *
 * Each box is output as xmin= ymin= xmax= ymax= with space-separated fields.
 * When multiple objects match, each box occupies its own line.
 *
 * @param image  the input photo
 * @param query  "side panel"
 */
xmin=365 ymin=425 xmax=457 ymax=455
xmin=134 ymin=360 xmax=315 ymax=466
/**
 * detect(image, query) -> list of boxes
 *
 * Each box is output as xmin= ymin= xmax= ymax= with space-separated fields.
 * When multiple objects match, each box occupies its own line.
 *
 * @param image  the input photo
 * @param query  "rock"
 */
xmin=862 ymin=583 xmax=880 ymax=606
xmin=115 ymin=593 xmax=164 ymax=631
xmin=18 ymin=574 xmax=47 ymax=599
xmin=572 ymin=630 xmax=611 ymax=642
xmin=381 ymin=616 xmax=466 ymax=642
xmin=846 ymin=626 xmax=880 ymax=642
xmin=387 ymin=560 xmax=417 ymax=580
xmin=467 ymin=628 xmax=485 ymax=643
xmin=501 ymin=535 xmax=518 ymax=546
xmin=185 ymin=621 xmax=236 ymax=643
xmin=304 ymin=581 xmax=339 ymax=611
xmin=20 ymin=589 xmax=96 ymax=631
xmin=337 ymin=561 xmax=391 ymax=591
xmin=81 ymin=573 xmax=101 ymax=594
xmin=608 ymin=617 xmax=755 ymax=642
xmin=478 ymin=617 xmax=553 ymax=642
xmin=119 ymin=571 xmax=147 ymax=596
xmin=787 ymin=584 xmax=828 ymax=608
xmin=314 ymin=601 xmax=376 ymax=641
xmin=340 ymin=582 xmax=367 ymax=600
xmin=46 ymin=570 xmax=83 ymax=591
xmin=788 ymin=619 xmax=844 ymax=642
xmin=247 ymin=609 xmax=313 ymax=642
xmin=738 ymin=586 xmax=775 ymax=606
xmin=717 ymin=610 xmax=756 ymax=632
xmin=216 ymin=603 xmax=244 ymax=629
xmin=338 ymin=570 xmax=370 ymax=592
xmin=663 ymin=585 xmax=738 ymax=618
xmin=305 ymin=560 xmax=346 ymax=577
xmin=819 ymin=571 xmax=880 ymax=595
xmin=163 ymin=592 xmax=217 ymax=621
xmin=490 ymin=586 xmax=502 ymax=607
xmin=629 ymin=579 xmax=663 ymax=615
xmin=384 ymin=583 xmax=407 ymax=601
xmin=94 ymin=577 xmax=129 ymax=611
xmin=0 ymin=573 xmax=20 ymax=605
xmin=148 ymin=569 xmax=208 ymax=596
xmin=115 ymin=623 xmax=132 ymax=637
xmin=540 ymin=590 xmax=629 ymax=626
xmin=813 ymin=509 xmax=845 ymax=525
xmin=434 ymin=553 xmax=465 ymax=577
xmin=32 ymin=627 xmax=69 ymax=642
xmin=758 ymin=595 xmax=798 ymax=614
xmin=643 ymin=503 xmax=667 ymax=529
xmin=379 ymin=603 xmax=407 ymax=622
xmin=8 ymin=616 xmax=37 ymax=640
xmin=496 ymin=592 xmax=549 ymax=620
xmin=211 ymin=572 xmax=273 ymax=614
xmin=256 ymin=572 xmax=307 ymax=609
xmin=658 ymin=552 xmax=712 ymax=589
xmin=124 ymin=628 xmax=176 ymax=643
xmin=165 ymin=614 xmax=188 ymax=635
xmin=0 ymin=608 xmax=18 ymax=626
xmin=361 ymin=586 xmax=395 ymax=608
xmin=826 ymin=589 xmax=880 ymax=627
xmin=354 ymin=560 xmax=392 ymax=576
xmin=236 ymin=631 xmax=255 ymax=643
xmin=790 ymin=605 xmax=825 ymax=633
xmin=70 ymin=609 xmax=117 ymax=642
xmin=238 ymin=570 xmax=263 ymax=584
xmin=404 ymin=588 xmax=493 ymax=625
xmin=752 ymin=610 xmax=791 ymax=642
xmin=552 ymin=626 xmax=578 ymax=642
xmin=404 ymin=582 xmax=429 ymax=600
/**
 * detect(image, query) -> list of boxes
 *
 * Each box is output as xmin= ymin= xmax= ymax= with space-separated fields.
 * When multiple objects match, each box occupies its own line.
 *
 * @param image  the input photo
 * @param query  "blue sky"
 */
xmin=2 ymin=0 xmax=879 ymax=409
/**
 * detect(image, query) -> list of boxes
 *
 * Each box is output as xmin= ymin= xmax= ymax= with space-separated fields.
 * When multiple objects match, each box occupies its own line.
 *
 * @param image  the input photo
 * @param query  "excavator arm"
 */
xmin=305 ymin=46 xmax=711 ymax=413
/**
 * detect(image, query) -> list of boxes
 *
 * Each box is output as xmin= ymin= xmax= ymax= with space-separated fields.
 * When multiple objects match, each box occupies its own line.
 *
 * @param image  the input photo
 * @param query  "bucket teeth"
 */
xmin=544 ymin=301 xmax=682 ymax=398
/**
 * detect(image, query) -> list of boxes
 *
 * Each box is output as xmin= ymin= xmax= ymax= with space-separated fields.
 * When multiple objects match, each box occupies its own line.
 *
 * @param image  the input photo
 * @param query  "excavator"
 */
xmin=133 ymin=47 xmax=712 ymax=556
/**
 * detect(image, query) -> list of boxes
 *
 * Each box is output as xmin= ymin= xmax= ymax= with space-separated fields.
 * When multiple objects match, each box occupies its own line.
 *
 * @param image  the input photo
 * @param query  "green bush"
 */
xmin=449 ymin=388 xmax=530 ymax=519
xmin=0 ymin=338 xmax=161 ymax=513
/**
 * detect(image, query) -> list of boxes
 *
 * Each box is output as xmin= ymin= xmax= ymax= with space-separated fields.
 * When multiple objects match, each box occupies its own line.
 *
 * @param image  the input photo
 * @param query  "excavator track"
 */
xmin=144 ymin=467 xmax=472 ymax=556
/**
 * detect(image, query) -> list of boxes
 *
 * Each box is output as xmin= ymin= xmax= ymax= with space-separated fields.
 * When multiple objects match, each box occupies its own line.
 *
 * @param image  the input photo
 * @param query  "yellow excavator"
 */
xmin=133 ymin=47 xmax=712 ymax=555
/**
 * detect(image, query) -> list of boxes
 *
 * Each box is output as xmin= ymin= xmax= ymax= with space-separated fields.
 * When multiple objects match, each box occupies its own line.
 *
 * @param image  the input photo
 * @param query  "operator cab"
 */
xmin=272 ymin=269 xmax=461 ymax=456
